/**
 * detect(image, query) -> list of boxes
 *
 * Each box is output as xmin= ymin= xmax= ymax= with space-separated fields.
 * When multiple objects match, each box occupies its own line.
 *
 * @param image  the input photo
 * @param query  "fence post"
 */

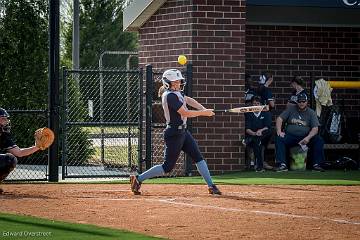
xmin=48 ymin=0 xmax=60 ymax=182
xmin=138 ymin=68 xmax=144 ymax=173
xmin=185 ymin=64 xmax=193 ymax=176
xmin=61 ymin=67 xmax=68 ymax=180
xmin=145 ymin=65 xmax=153 ymax=171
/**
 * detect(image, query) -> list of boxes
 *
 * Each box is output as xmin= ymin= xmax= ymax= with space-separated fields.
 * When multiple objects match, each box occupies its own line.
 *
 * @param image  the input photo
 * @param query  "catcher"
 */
xmin=0 ymin=108 xmax=54 ymax=194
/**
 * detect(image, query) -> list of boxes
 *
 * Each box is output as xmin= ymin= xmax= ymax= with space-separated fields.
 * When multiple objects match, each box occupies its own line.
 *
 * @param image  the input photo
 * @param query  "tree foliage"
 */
xmin=63 ymin=0 xmax=138 ymax=68
xmin=0 ymin=0 xmax=48 ymax=109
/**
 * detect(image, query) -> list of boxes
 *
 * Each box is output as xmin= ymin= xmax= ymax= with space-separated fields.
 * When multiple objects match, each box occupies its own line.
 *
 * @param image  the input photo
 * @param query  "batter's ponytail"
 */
xmin=158 ymin=86 xmax=166 ymax=97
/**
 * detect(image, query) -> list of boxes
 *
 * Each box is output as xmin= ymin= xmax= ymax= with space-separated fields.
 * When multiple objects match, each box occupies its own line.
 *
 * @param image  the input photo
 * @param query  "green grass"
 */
xmin=8 ymin=170 xmax=359 ymax=186
xmin=0 ymin=212 xmax=163 ymax=240
xmin=92 ymin=145 xmax=138 ymax=164
xmin=142 ymin=170 xmax=360 ymax=185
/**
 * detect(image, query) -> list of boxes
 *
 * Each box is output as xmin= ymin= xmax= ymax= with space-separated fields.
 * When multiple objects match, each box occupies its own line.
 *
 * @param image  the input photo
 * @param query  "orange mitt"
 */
xmin=34 ymin=127 xmax=55 ymax=150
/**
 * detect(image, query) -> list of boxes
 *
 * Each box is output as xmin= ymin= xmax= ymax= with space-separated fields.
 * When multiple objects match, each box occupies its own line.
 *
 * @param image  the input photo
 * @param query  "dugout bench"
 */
xmin=244 ymin=142 xmax=359 ymax=170
xmin=266 ymin=143 xmax=360 ymax=167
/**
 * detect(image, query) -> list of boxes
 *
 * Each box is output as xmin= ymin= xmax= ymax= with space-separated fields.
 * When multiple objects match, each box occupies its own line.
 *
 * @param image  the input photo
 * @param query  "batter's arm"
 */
xmin=184 ymin=96 xmax=206 ymax=110
xmin=177 ymin=106 xmax=214 ymax=118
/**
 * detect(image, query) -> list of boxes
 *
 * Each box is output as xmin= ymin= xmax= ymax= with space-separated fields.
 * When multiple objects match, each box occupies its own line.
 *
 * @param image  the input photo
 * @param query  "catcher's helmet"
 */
xmin=0 ymin=108 xmax=9 ymax=118
xmin=0 ymin=107 xmax=11 ymax=133
xmin=162 ymin=69 xmax=186 ymax=91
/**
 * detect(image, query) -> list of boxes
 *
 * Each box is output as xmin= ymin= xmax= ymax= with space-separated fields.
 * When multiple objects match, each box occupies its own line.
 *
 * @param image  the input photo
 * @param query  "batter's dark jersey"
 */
xmin=161 ymin=90 xmax=203 ymax=168
xmin=162 ymin=91 xmax=188 ymax=126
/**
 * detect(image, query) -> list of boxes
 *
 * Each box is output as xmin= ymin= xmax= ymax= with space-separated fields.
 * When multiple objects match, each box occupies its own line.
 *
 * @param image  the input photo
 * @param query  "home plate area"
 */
xmin=1 ymin=184 xmax=359 ymax=240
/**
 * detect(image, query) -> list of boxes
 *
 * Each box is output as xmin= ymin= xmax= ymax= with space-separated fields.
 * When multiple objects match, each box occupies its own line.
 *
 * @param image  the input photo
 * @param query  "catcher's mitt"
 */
xmin=34 ymin=127 xmax=55 ymax=150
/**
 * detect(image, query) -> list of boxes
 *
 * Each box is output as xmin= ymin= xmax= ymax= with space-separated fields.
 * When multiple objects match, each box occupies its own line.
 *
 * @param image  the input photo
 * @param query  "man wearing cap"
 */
xmin=275 ymin=93 xmax=325 ymax=172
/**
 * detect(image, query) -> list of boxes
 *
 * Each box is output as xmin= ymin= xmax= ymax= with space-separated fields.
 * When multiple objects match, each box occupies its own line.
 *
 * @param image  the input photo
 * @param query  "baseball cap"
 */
xmin=297 ymin=93 xmax=308 ymax=102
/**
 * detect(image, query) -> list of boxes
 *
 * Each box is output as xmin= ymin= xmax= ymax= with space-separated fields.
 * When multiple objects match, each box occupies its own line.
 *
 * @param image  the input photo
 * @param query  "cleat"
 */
xmin=263 ymin=161 xmax=274 ymax=170
xmin=130 ymin=175 xmax=141 ymax=195
xmin=276 ymin=164 xmax=288 ymax=172
xmin=208 ymin=185 xmax=222 ymax=195
xmin=312 ymin=164 xmax=325 ymax=172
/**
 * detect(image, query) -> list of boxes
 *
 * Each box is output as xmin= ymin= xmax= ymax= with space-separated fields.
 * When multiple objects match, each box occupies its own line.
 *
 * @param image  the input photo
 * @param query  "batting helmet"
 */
xmin=0 ymin=108 xmax=11 ymax=134
xmin=162 ymin=69 xmax=186 ymax=91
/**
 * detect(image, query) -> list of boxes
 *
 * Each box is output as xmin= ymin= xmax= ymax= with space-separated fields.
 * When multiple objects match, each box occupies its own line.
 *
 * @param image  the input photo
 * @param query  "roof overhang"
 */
xmin=123 ymin=0 xmax=166 ymax=32
xmin=246 ymin=5 xmax=360 ymax=27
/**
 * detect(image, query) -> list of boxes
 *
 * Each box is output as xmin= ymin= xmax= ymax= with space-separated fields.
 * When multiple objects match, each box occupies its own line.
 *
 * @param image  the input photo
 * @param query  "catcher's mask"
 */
xmin=0 ymin=108 xmax=11 ymax=134
xmin=162 ymin=69 xmax=186 ymax=91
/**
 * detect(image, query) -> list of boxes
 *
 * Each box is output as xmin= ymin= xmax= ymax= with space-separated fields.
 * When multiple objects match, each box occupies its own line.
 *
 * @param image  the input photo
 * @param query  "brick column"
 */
xmin=139 ymin=0 xmax=246 ymax=174
xmin=190 ymin=0 xmax=246 ymax=173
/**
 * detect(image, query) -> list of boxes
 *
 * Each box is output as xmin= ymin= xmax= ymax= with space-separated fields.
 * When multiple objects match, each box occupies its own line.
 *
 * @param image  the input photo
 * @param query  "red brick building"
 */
xmin=124 ymin=0 xmax=360 ymax=174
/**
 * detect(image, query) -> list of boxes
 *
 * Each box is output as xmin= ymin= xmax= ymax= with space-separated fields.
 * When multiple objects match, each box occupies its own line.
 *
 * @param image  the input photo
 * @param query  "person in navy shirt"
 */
xmin=257 ymin=72 xmax=275 ymax=170
xmin=288 ymin=75 xmax=309 ymax=107
xmin=258 ymin=72 xmax=275 ymax=110
xmin=244 ymin=96 xmax=272 ymax=172
xmin=130 ymin=69 xmax=221 ymax=195
xmin=244 ymin=74 xmax=257 ymax=105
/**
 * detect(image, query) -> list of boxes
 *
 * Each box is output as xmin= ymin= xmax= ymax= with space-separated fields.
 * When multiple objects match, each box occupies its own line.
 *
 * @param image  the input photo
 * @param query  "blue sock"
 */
xmin=196 ymin=160 xmax=214 ymax=187
xmin=137 ymin=165 xmax=165 ymax=182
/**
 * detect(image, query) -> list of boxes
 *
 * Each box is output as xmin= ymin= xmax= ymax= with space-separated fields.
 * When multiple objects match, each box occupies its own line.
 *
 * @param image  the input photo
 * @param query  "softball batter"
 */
xmin=130 ymin=69 xmax=221 ymax=195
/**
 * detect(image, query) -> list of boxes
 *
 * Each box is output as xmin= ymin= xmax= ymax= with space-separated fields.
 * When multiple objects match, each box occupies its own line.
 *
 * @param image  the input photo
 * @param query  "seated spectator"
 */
xmin=245 ymin=96 xmax=272 ymax=172
xmin=244 ymin=74 xmax=257 ymax=106
xmin=257 ymin=72 xmax=275 ymax=170
xmin=258 ymin=72 xmax=275 ymax=110
xmin=287 ymin=75 xmax=309 ymax=107
xmin=275 ymin=93 xmax=325 ymax=172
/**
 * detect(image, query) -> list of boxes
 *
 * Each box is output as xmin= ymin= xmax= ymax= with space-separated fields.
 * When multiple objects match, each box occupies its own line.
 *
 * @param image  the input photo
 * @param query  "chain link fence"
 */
xmin=5 ymin=110 xmax=49 ymax=181
xmin=62 ymin=68 xmax=142 ymax=178
xmin=5 ymin=65 xmax=192 ymax=181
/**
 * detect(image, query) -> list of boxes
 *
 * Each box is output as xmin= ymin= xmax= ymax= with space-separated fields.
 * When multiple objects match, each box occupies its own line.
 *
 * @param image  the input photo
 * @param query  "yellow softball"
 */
xmin=178 ymin=55 xmax=187 ymax=65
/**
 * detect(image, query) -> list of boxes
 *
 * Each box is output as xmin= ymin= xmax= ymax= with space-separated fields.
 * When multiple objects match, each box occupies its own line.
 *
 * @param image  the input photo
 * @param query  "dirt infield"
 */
xmin=1 ymin=183 xmax=359 ymax=240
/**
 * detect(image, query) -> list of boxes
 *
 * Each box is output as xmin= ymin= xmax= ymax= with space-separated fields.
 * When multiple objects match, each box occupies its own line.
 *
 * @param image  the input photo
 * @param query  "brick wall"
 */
xmin=245 ymin=25 xmax=360 ymax=119
xmin=138 ymin=0 xmax=193 ymax=69
xmin=139 ymin=0 xmax=247 ymax=174
xmin=137 ymin=2 xmax=360 ymax=174
xmin=190 ymin=0 xmax=246 ymax=173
